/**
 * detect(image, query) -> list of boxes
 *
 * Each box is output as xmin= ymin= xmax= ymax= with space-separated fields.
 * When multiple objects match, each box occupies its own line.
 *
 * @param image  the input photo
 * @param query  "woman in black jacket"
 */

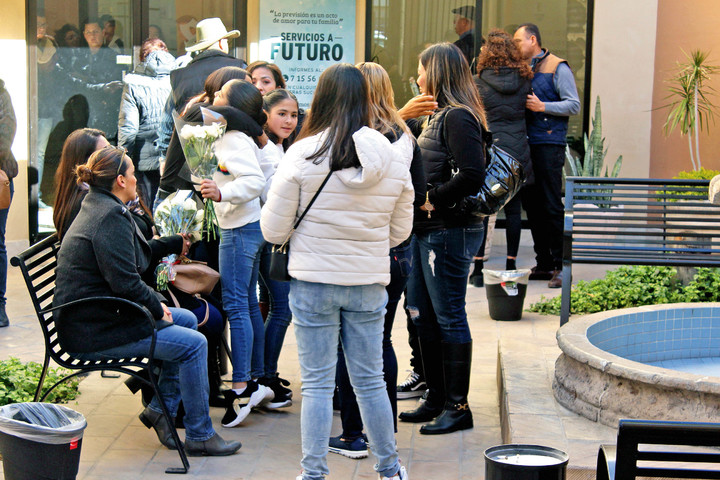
xmin=54 ymin=146 xmax=240 ymax=456
xmin=398 ymin=43 xmax=487 ymax=435
xmin=469 ymin=28 xmax=533 ymax=283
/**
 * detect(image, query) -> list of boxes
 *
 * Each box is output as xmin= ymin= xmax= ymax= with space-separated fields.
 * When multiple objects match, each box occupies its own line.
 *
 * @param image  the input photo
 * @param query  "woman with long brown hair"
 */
xmin=398 ymin=42 xmax=487 ymax=435
xmin=468 ymin=28 xmax=533 ymax=285
xmin=327 ymin=62 xmax=425 ymax=460
xmin=261 ymin=63 xmax=413 ymax=480
xmin=52 ymin=127 xmax=109 ymax=238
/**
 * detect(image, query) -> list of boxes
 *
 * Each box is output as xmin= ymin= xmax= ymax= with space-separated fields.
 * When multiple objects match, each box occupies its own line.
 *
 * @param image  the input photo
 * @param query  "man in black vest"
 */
xmin=514 ymin=23 xmax=580 ymax=288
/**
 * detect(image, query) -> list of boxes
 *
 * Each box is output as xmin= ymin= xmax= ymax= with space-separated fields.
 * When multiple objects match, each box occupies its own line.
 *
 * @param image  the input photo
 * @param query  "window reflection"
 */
xmin=370 ymin=0 xmax=587 ymax=142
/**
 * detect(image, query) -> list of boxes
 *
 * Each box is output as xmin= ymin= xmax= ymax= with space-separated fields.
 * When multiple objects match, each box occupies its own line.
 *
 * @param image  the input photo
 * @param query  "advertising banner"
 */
xmin=258 ymin=0 xmax=356 ymax=108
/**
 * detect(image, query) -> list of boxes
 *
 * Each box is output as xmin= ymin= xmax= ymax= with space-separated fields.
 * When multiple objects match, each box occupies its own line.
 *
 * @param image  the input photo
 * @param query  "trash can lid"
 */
xmin=485 ymin=444 xmax=568 ymax=467
xmin=482 ymin=269 xmax=531 ymax=285
xmin=0 ymin=403 xmax=87 ymax=444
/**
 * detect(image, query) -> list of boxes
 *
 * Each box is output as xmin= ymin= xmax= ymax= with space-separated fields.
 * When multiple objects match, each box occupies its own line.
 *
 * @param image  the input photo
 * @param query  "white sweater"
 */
xmin=212 ymin=131 xmax=281 ymax=230
xmin=261 ymin=127 xmax=414 ymax=286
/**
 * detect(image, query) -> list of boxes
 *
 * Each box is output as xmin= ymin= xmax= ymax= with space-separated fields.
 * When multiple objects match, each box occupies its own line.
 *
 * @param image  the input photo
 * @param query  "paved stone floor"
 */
xmin=1 ymin=236 xmax=616 ymax=479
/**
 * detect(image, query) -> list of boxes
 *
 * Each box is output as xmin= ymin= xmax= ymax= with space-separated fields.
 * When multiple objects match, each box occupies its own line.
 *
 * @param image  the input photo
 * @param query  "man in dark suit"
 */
xmin=452 ymin=5 xmax=475 ymax=68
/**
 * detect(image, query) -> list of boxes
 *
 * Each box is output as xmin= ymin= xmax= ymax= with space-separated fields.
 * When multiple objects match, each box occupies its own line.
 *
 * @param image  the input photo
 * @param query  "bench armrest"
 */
xmin=597 ymin=444 xmax=617 ymax=480
xmin=42 ymin=296 xmax=157 ymax=329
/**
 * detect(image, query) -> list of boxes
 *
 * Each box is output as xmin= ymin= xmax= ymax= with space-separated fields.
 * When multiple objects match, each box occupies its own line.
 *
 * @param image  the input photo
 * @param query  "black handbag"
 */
xmin=268 ymin=170 xmax=333 ymax=282
xmin=446 ymin=117 xmax=524 ymax=217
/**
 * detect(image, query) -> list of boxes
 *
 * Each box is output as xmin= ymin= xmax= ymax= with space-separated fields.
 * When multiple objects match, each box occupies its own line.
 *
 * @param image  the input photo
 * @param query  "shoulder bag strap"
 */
xmin=292 ymin=169 xmax=333 ymax=229
xmin=278 ymin=169 xmax=333 ymax=248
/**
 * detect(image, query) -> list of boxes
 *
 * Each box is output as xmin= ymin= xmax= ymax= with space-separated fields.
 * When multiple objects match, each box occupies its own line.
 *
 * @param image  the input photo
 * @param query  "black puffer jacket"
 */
xmin=416 ymin=106 xmax=486 ymax=233
xmin=475 ymin=67 xmax=533 ymax=184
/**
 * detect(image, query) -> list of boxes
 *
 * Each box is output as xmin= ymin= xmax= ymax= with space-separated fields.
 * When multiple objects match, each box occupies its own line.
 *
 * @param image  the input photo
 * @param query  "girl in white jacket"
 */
xmin=199 ymin=79 xmax=280 ymax=427
xmin=261 ymin=64 xmax=413 ymax=480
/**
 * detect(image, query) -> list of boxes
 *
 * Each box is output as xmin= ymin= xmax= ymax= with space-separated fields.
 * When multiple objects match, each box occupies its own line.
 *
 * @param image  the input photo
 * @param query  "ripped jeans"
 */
xmin=405 ymin=226 xmax=484 ymax=344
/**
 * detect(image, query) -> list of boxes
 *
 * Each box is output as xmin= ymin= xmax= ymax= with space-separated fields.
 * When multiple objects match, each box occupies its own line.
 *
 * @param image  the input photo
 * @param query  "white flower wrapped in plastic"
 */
xmin=173 ymin=107 xmax=227 ymax=241
xmin=154 ymin=190 xmax=204 ymax=238
xmin=153 ymin=191 xmax=204 ymax=290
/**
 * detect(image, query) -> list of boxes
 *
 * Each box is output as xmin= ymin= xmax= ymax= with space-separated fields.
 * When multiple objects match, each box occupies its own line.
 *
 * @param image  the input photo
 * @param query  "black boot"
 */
xmin=468 ymin=260 xmax=484 ymax=287
xmin=399 ymin=338 xmax=444 ymax=423
xmin=420 ymin=341 xmax=473 ymax=435
xmin=207 ymin=337 xmax=229 ymax=408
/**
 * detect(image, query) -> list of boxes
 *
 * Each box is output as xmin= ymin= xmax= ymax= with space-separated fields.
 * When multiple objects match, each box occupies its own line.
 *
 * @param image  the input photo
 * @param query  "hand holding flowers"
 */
xmin=173 ymin=107 xmax=227 ymax=241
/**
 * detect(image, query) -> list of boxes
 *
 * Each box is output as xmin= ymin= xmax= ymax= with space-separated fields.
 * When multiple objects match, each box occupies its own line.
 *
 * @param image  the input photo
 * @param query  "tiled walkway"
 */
xmin=1 ymin=239 xmax=614 ymax=479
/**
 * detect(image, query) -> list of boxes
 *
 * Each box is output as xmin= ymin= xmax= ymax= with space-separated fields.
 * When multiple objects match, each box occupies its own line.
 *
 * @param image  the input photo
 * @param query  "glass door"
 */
xmin=29 ymin=0 xmax=246 ymax=241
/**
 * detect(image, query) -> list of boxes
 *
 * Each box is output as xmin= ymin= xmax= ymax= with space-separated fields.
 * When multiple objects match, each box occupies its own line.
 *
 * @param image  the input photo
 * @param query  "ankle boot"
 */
xmin=420 ymin=341 xmax=473 ymax=435
xmin=207 ymin=338 xmax=229 ymax=407
xmin=186 ymin=432 xmax=242 ymax=457
xmin=139 ymin=405 xmax=181 ymax=449
xmin=399 ymin=338 xmax=444 ymax=423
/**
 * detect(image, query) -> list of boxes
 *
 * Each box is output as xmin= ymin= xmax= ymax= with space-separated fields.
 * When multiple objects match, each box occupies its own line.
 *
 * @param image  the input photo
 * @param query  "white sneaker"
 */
xmin=380 ymin=465 xmax=408 ymax=480
xmin=257 ymin=383 xmax=275 ymax=406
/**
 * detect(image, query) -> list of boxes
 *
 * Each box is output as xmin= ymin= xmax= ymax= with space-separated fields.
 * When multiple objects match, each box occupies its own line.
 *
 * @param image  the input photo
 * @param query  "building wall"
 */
xmin=2 ymin=0 xmax=29 ymax=252
xmin=650 ymin=0 xmax=720 ymax=178
xmin=590 ymin=0 xmax=658 ymax=179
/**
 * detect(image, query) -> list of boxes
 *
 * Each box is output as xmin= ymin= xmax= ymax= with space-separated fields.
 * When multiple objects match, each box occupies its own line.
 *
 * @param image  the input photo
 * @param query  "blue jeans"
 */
xmin=258 ymin=242 xmax=292 ymax=377
xmin=290 ymin=280 xmax=400 ymax=480
xmin=74 ymin=308 xmax=214 ymax=441
xmin=0 ymin=179 xmax=13 ymax=306
xmin=219 ymin=221 xmax=265 ymax=382
xmin=406 ymin=226 xmax=484 ymax=344
xmin=336 ymin=240 xmax=414 ymax=437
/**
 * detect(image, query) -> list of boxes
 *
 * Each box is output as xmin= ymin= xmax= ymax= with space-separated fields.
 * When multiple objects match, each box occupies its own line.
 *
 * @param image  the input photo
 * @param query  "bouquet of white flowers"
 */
xmin=154 ymin=191 xmax=204 ymax=290
xmin=154 ymin=190 xmax=204 ymax=238
xmin=173 ymin=107 xmax=227 ymax=241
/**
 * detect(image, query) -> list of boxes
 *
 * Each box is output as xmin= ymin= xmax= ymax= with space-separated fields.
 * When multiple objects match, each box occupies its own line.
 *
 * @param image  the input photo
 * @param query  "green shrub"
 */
xmin=660 ymin=168 xmax=720 ymax=201
xmin=675 ymin=168 xmax=720 ymax=180
xmin=0 ymin=357 xmax=80 ymax=406
xmin=529 ymin=265 xmax=720 ymax=315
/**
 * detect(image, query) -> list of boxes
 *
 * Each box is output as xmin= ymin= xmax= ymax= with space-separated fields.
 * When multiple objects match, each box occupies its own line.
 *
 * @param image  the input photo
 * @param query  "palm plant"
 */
xmin=567 ymin=96 xmax=623 ymax=178
xmin=566 ymin=96 xmax=622 ymax=208
xmin=663 ymin=49 xmax=719 ymax=171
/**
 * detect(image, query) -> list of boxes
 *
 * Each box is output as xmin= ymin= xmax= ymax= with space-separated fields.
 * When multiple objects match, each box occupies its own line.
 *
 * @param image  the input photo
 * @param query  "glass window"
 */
xmin=32 ymin=1 xmax=132 ymax=237
xmin=369 ymin=0 xmax=588 ymax=142
xmin=30 ymin=0 xmax=245 ymax=241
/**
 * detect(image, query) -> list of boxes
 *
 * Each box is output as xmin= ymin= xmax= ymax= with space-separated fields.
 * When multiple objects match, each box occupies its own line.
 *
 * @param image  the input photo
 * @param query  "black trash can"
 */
xmin=483 ymin=269 xmax=531 ymax=321
xmin=485 ymin=444 xmax=569 ymax=480
xmin=0 ymin=402 xmax=87 ymax=480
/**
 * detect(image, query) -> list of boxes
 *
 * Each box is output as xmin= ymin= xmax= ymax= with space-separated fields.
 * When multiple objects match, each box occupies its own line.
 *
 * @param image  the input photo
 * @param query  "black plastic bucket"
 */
xmin=0 ymin=431 xmax=83 ymax=480
xmin=483 ymin=269 xmax=531 ymax=321
xmin=0 ymin=403 xmax=86 ymax=480
xmin=485 ymin=444 xmax=569 ymax=480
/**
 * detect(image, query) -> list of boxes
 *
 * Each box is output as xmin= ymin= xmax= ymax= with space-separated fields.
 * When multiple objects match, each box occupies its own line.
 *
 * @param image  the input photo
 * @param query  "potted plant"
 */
xmin=663 ymin=49 xmax=719 ymax=171
xmin=566 ymin=96 xmax=624 ymax=244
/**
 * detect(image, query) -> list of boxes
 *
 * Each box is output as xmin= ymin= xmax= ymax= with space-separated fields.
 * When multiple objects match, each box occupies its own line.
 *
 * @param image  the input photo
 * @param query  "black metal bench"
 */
xmin=10 ymin=234 xmax=189 ymax=474
xmin=597 ymin=419 xmax=720 ymax=480
xmin=561 ymin=177 xmax=720 ymax=325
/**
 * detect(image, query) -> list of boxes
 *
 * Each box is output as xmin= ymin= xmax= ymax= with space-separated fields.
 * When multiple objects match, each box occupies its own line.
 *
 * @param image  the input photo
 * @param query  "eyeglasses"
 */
xmin=84 ymin=29 xmax=102 ymax=36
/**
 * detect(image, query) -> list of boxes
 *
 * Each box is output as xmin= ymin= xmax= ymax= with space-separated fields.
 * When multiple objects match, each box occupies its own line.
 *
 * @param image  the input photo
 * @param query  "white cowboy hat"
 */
xmin=185 ymin=17 xmax=240 ymax=52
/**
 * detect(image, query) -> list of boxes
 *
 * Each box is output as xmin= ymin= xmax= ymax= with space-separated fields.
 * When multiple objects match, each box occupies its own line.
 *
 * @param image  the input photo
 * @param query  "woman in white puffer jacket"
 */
xmin=261 ymin=64 xmax=413 ymax=480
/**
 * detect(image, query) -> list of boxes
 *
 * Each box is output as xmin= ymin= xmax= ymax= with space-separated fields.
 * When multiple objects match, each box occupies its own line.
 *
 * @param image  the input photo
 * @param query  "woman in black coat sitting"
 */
xmin=53 ymin=146 xmax=240 ymax=456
